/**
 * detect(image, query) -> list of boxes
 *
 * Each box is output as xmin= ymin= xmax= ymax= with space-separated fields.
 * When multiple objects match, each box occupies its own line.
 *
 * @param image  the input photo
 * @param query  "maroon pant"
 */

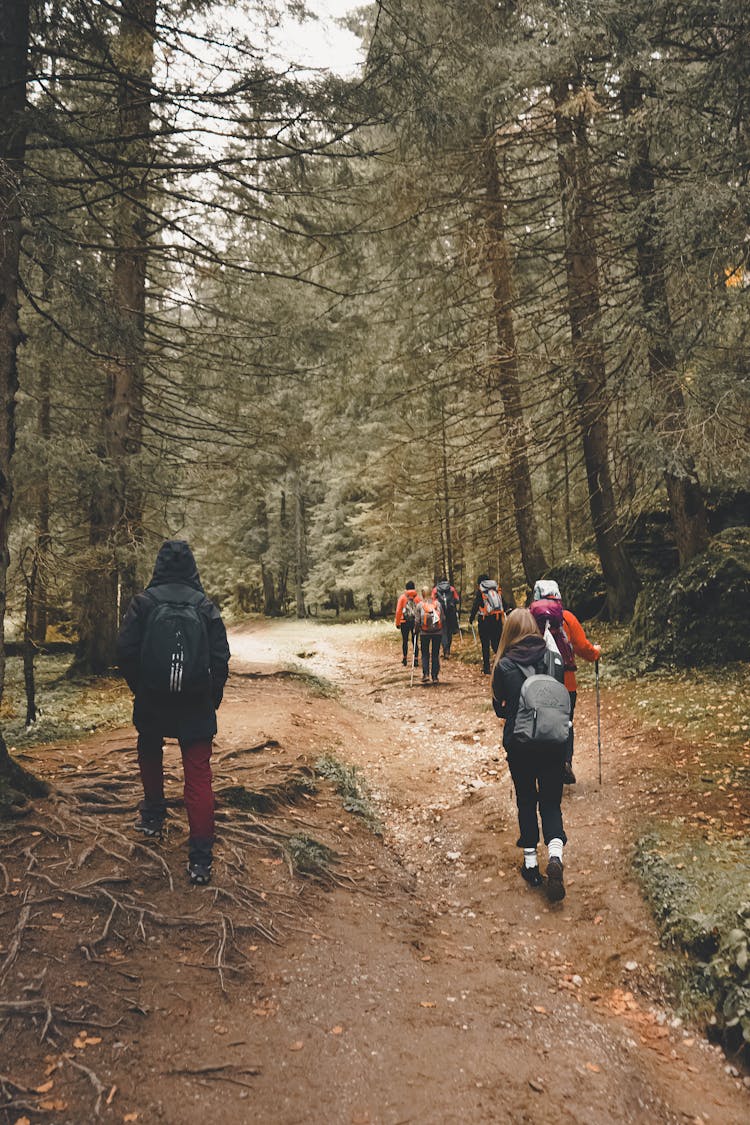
xmin=137 ymin=734 xmax=214 ymax=841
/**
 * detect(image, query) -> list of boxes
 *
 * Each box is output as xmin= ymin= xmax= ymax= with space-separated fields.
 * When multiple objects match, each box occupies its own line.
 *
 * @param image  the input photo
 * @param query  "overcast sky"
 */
xmin=266 ymin=0 xmax=370 ymax=76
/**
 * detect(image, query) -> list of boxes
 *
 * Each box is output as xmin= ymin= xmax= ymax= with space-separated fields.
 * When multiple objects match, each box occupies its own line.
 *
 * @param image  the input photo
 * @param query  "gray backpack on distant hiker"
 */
xmin=513 ymin=655 xmax=570 ymax=745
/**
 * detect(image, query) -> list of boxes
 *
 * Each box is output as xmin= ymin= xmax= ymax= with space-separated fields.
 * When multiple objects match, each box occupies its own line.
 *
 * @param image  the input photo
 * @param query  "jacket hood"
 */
xmin=148 ymin=540 xmax=204 ymax=592
xmin=505 ymin=634 xmax=546 ymax=664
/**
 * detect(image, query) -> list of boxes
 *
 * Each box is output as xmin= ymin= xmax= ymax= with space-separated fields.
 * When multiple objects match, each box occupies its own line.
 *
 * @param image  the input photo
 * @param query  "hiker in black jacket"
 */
xmin=469 ymin=574 xmax=504 ymax=674
xmin=492 ymin=608 xmax=567 ymax=902
xmin=116 ymin=540 xmax=230 ymax=886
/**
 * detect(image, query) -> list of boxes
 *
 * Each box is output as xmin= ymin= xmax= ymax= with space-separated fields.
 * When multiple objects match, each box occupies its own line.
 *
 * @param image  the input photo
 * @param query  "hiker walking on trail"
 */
xmin=529 ymin=580 xmax=601 ymax=786
xmin=492 ymin=608 xmax=570 ymax=902
xmin=116 ymin=540 xmax=230 ymax=887
xmin=468 ymin=574 xmax=505 ymax=675
xmin=432 ymin=576 xmax=460 ymax=659
xmin=395 ymin=581 xmax=421 ymax=666
xmin=416 ymin=586 xmax=444 ymax=684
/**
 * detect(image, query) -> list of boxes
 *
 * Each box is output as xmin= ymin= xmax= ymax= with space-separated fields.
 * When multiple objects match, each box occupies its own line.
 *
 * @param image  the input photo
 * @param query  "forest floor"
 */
xmin=1 ymin=619 xmax=749 ymax=1125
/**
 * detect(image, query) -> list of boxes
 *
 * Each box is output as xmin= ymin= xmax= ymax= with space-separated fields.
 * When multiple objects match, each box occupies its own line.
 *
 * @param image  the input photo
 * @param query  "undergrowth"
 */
xmin=282 ymin=664 xmax=340 ymax=698
xmin=634 ymin=831 xmax=750 ymax=1055
xmin=315 ymin=753 xmax=382 ymax=834
xmin=283 ymin=834 xmax=338 ymax=878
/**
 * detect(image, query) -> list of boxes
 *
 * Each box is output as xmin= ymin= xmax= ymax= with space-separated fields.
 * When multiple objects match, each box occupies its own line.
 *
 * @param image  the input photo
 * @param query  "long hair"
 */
xmin=497 ymin=607 xmax=541 ymax=659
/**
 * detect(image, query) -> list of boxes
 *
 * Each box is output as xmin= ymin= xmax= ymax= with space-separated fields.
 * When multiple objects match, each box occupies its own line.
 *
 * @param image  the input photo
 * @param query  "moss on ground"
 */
xmin=634 ymin=830 xmax=750 ymax=1053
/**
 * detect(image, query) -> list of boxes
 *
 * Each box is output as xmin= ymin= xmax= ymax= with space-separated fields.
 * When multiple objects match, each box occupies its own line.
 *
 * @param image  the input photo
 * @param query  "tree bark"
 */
xmin=481 ymin=118 xmax=548 ymax=586
xmin=552 ymin=79 xmax=641 ymax=619
xmin=76 ymin=0 xmax=156 ymax=670
xmin=439 ymin=400 xmax=454 ymax=582
xmin=0 ymin=0 xmax=47 ymax=794
xmin=621 ymin=70 xmax=710 ymax=566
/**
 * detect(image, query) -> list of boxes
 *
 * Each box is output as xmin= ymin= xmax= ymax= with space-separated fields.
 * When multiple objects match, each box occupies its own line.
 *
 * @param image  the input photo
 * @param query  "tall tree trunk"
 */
xmin=31 ymin=347 xmax=51 ymax=643
xmin=621 ymin=70 xmax=710 ymax=566
xmin=481 ymin=118 xmax=548 ymax=586
xmin=0 ymin=0 xmax=47 ymax=794
xmin=439 ymin=401 xmax=454 ymax=581
xmin=76 ymin=0 xmax=155 ymax=670
xmin=293 ymin=469 xmax=306 ymax=619
xmin=552 ymin=79 xmax=641 ymax=619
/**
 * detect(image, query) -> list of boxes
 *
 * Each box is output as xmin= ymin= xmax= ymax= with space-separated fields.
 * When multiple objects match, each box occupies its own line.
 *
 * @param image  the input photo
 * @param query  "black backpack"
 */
xmin=140 ymin=587 xmax=211 ymax=697
xmin=435 ymin=580 xmax=456 ymax=610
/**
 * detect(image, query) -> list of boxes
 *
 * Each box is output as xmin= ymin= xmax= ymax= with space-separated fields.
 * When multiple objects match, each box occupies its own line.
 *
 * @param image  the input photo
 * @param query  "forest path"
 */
xmin=1 ymin=620 xmax=747 ymax=1124
xmin=222 ymin=620 xmax=746 ymax=1124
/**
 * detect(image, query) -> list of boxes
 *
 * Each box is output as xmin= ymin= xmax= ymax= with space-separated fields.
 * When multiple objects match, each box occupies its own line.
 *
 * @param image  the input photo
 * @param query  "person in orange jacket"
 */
xmin=530 ymin=580 xmax=601 ymax=785
xmin=394 ymin=581 xmax=422 ymax=667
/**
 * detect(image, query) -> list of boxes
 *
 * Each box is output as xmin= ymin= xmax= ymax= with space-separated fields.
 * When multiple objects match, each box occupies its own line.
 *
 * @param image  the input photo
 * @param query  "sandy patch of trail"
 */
xmin=0 ymin=620 xmax=746 ymax=1124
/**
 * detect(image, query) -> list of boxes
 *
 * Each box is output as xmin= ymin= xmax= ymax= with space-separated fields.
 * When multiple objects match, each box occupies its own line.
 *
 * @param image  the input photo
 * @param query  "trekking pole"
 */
xmin=470 ymin=622 xmax=477 ymax=647
xmin=596 ymin=659 xmax=602 ymax=786
xmin=410 ymin=631 xmax=419 ymax=689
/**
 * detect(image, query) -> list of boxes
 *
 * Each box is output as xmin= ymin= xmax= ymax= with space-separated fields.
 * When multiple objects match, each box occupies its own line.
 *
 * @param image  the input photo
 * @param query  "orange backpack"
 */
xmin=419 ymin=599 xmax=444 ymax=634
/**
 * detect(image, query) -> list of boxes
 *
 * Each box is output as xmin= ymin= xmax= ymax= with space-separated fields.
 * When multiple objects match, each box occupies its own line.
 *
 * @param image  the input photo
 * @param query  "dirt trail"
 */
xmin=1 ymin=620 xmax=747 ymax=1125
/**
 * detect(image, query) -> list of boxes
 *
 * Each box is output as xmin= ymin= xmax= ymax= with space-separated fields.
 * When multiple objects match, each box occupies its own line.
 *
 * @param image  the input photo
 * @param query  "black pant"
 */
xmin=507 ymin=744 xmax=567 ymax=848
xmin=400 ymin=622 xmax=417 ymax=662
xmin=478 ymin=615 xmax=502 ymax=672
xmin=420 ymin=633 xmax=441 ymax=679
xmin=567 ymin=690 xmax=577 ymax=765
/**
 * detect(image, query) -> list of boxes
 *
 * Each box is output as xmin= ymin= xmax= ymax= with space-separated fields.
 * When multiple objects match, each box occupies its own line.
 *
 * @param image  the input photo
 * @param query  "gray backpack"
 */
xmin=513 ymin=658 xmax=570 ymax=745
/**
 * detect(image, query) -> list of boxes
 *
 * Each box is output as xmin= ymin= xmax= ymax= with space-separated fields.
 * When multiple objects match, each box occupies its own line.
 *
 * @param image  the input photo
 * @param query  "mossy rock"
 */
xmin=625 ymin=527 xmax=750 ymax=667
xmin=538 ymin=556 xmax=607 ymax=621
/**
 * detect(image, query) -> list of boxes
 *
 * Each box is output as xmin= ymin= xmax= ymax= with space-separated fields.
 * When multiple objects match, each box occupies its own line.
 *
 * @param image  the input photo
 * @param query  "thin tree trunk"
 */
xmin=22 ymin=549 xmax=37 ymax=725
xmin=621 ymin=70 xmax=710 ymax=566
xmin=31 ymin=352 xmax=51 ymax=643
xmin=552 ymin=79 xmax=641 ymax=619
xmin=481 ymin=118 xmax=548 ymax=585
xmin=293 ymin=469 xmax=306 ymax=619
xmin=0 ymin=0 xmax=47 ymax=793
xmin=440 ymin=401 xmax=454 ymax=581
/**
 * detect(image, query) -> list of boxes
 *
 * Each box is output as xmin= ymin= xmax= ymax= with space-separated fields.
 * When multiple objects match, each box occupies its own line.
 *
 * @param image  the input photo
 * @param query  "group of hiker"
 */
xmin=395 ymin=574 xmax=601 ymax=902
xmin=113 ymin=536 xmax=600 ymax=904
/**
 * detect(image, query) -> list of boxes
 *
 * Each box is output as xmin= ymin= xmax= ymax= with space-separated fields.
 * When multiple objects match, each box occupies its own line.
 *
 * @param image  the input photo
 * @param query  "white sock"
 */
xmin=548 ymin=838 xmax=564 ymax=863
xmin=523 ymin=848 xmax=538 ymax=869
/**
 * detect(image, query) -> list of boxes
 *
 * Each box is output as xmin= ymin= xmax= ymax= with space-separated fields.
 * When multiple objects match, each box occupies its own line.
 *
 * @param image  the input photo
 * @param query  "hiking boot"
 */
xmin=187 ymin=861 xmax=212 ymax=886
xmin=563 ymin=762 xmax=576 ymax=785
xmin=520 ymin=864 xmax=544 ymax=887
xmin=546 ymin=857 xmax=565 ymax=902
xmin=432 ymin=675 xmax=439 ymax=684
xmin=402 ymin=657 xmax=407 ymax=666
xmin=421 ymin=674 xmax=430 ymax=684
xmin=134 ymin=813 xmax=164 ymax=839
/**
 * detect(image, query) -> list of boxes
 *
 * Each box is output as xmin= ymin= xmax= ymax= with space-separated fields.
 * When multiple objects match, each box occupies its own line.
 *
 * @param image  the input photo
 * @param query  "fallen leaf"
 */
xmin=289 ymin=1041 xmax=304 ymax=1051
xmin=72 ymin=981 xmax=89 ymax=988
xmin=14 ymin=1117 xmax=31 ymax=1125
xmin=585 ymin=1062 xmax=601 ymax=1073
xmin=51 ymin=912 xmax=64 ymax=920
xmin=123 ymin=1115 xmax=139 ymax=1123
xmin=213 ymin=1026 xmax=227 ymax=1035
xmin=86 ymin=1036 xmax=102 ymax=1046
xmin=421 ymin=955 xmax=431 ymax=962
xmin=39 ymin=1101 xmax=67 ymax=1112
xmin=419 ymin=1001 xmax=436 ymax=1008
xmin=34 ymin=1080 xmax=54 ymax=1093
xmin=533 ymin=1005 xmax=547 ymax=1015
xmin=330 ymin=1026 xmax=343 ymax=1035
xmin=106 ymin=1085 xmax=118 ymax=1106
xmin=594 ymin=916 xmax=603 ymax=925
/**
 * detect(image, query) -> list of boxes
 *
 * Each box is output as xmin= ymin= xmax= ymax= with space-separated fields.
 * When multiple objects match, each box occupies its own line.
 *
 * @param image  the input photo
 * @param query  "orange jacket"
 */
xmin=395 ymin=589 xmax=421 ymax=627
xmin=562 ymin=609 xmax=601 ymax=691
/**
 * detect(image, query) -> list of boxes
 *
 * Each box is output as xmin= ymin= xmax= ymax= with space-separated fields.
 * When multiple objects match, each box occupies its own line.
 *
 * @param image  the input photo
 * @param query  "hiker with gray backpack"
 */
xmin=394 ymin=581 xmax=421 ymax=666
xmin=468 ymin=574 xmax=505 ymax=674
xmin=492 ymin=607 xmax=570 ymax=902
xmin=116 ymin=540 xmax=230 ymax=886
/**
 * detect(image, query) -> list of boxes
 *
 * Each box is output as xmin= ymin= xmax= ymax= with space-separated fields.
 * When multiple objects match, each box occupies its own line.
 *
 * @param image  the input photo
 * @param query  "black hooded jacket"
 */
xmin=116 ymin=540 xmax=230 ymax=742
xmin=492 ymin=634 xmax=549 ymax=751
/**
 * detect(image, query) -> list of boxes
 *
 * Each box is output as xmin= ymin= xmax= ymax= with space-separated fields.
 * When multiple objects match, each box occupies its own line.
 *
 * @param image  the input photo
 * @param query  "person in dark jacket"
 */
xmin=469 ymin=574 xmax=504 ymax=675
xmin=116 ymin=540 xmax=230 ymax=886
xmin=432 ymin=577 xmax=460 ymax=658
xmin=492 ymin=608 xmax=567 ymax=902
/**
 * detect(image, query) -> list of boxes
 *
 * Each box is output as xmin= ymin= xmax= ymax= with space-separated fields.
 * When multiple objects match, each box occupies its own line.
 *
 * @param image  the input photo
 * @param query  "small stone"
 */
xmin=624 ymin=961 xmax=638 ymax=972
xmin=446 ymin=852 xmax=461 ymax=861
xmin=572 ymin=975 xmax=583 ymax=987
xmin=529 ymin=1079 xmax=544 ymax=1093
